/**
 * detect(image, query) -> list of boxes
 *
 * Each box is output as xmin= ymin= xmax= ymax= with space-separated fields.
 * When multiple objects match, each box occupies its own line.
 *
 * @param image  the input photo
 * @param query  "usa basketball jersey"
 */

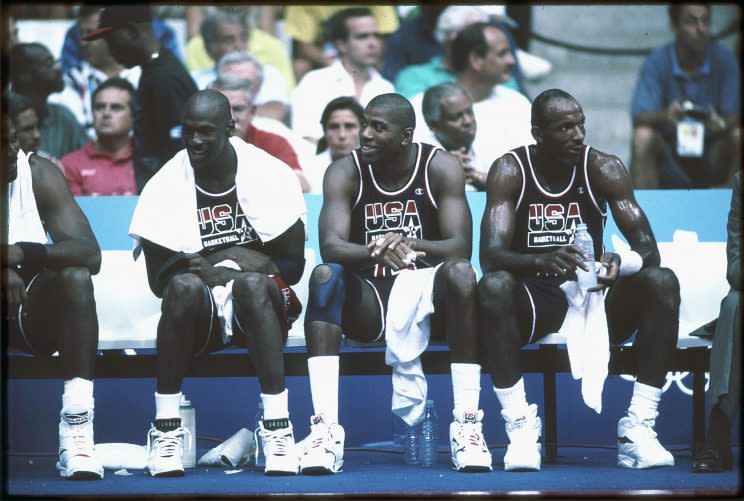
xmin=195 ymin=184 xmax=261 ymax=254
xmin=349 ymin=143 xmax=441 ymax=279
xmin=510 ymin=144 xmax=606 ymax=265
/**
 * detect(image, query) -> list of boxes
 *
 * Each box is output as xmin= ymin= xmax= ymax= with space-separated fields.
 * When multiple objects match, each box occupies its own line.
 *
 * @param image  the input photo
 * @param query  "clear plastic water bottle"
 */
xmin=574 ymin=223 xmax=598 ymax=289
xmin=403 ymin=422 xmax=419 ymax=465
xmin=179 ymin=394 xmax=196 ymax=469
xmin=419 ymin=400 xmax=438 ymax=467
xmin=254 ymin=401 xmax=265 ymax=468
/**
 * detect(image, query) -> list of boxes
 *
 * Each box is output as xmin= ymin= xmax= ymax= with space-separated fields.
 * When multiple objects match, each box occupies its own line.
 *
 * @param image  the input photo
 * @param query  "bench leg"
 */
xmin=692 ymin=369 xmax=706 ymax=454
xmin=543 ymin=369 xmax=557 ymax=463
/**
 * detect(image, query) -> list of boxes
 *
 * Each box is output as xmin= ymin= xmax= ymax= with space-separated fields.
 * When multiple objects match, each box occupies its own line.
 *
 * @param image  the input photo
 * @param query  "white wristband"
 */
xmin=617 ymin=250 xmax=642 ymax=276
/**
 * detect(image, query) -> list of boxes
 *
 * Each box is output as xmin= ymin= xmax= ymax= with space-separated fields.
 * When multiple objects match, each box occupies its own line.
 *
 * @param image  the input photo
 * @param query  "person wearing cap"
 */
xmin=83 ymin=5 xmax=198 ymax=192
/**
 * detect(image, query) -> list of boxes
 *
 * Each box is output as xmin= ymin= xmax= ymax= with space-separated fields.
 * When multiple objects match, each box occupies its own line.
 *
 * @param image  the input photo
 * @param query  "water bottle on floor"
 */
xmin=179 ymin=395 xmax=196 ymax=469
xmin=254 ymin=401 xmax=265 ymax=468
xmin=574 ymin=223 xmax=598 ymax=289
xmin=419 ymin=400 xmax=438 ymax=467
xmin=403 ymin=422 xmax=419 ymax=465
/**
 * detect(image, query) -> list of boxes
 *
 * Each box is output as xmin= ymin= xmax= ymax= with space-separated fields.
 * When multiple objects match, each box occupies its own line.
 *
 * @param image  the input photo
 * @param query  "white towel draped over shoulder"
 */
xmin=385 ymin=264 xmax=442 ymax=426
xmin=8 ymin=150 xmax=47 ymax=245
xmin=128 ymin=136 xmax=307 ymax=256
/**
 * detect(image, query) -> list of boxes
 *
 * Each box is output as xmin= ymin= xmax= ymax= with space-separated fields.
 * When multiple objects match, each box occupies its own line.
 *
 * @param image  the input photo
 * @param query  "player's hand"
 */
xmin=367 ymin=234 xmax=425 ymax=271
xmin=665 ymin=100 xmax=685 ymax=125
xmin=4 ymin=268 xmax=28 ymax=311
xmin=451 ymin=147 xmax=474 ymax=170
xmin=587 ymin=252 xmax=621 ymax=292
xmin=2 ymin=244 xmax=24 ymax=267
xmin=368 ymin=232 xmax=405 ymax=258
xmin=184 ymin=253 xmax=227 ymax=287
xmin=706 ymin=108 xmax=727 ymax=135
xmin=534 ymin=245 xmax=587 ymax=280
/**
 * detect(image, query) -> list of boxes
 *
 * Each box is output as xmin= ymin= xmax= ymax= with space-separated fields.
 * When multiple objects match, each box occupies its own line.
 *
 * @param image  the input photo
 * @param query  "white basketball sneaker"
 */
xmin=146 ymin=418 xmax=190 ymax=477
xmin=259 ymin=418 xmax=299 ymax=475
xmin=617 ymin=411 xmax=675 ymax=469
xmin=501 ymin=404 xmax=542 ymax=471
xmin=450 ymin=409 xmax=492 ymax=472
xmin=56 ymin=408 xmax=103 ymax=480
xmin=299 ymin=414 xmax=345 ymax=474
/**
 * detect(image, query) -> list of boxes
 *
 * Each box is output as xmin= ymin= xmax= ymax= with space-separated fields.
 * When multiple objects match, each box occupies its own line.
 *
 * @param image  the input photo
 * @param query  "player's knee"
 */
xmin=641 ymin=266 xmax=680 ymax=305
xmin=162 ymin=273 xmax=206 ymax=312
xmin=477 ymin=271 xmax=518 ymax=309
xmin=232 ymin=272 xmax=271 ymax=305
xmin=306 ymin=263 xmax=345 ymax=326
xmin=57 ymin=266 xmax=94 ymax=299
xmin=440 ymin=259 xmax=477 ymax=298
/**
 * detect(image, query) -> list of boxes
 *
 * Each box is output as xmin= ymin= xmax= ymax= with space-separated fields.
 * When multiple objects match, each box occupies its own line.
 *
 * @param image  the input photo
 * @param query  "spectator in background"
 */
xmin=395 ymin=6 xmax=522 ymax=100
xmin=629 ymin=4 xmax=740 ymax=189
xmin=422 ymin=83 xmax=485 ymax=191
xmin=60 ymin=78 xmax=136 ymax=196
xmin=192 ymin=14 xmax=289 ymax=122
xmin=61 ymin=5 xmax=181 ymax=76
xmin=184 ymin=6 xmax=295 ymax=94
xmin=7 ymin=92 xmax=41 ymax=156
xmin=380 ymin=5 xmax=446 ymax=83
xmin=411 ymin=23 xmax=533 ymax=172
xmin=305 ymin=96 xmax=364 ymax=194
xmin=6 ymin=15 xmax=19 ymax=50
xmin=83 ymin=5 xmax=198 ymax=192
xmin=291 ymin=8 xmax=394 ymax=144
xmin=8 ymin=43 xmax=87 ymax=162
xmin=284 ymin=5 xmax=399 ymax=82
xmin=50 ymin=6 xmax=141 ymax=138
xmin=210 ymin=74 xmax=310 ymax=193
xmin=693 ymin=171 xmax=741 ymax=473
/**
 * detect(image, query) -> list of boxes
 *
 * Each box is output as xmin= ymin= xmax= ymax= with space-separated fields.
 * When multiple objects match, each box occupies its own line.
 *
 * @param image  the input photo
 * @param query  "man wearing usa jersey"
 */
xmin=297 ymin=93 xmax=492 ymax=475
xmin=478 ymin=88 xmax=680 ymax=471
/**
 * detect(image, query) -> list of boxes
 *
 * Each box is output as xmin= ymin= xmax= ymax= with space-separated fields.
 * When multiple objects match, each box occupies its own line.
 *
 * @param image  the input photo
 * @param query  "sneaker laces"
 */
xmin=459 ymin=421 xmax=486 ymax=448
xmin=62 ymin=425 xmax=94 ymax=457
xmin=261 ymin=427 xmax=293 ymax=456
xmin=148 ymin=426 xmax=191 ymax=458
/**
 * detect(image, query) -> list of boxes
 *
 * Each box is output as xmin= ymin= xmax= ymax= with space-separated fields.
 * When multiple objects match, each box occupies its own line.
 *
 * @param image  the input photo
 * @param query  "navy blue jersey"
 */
xmin=195 ymin=184 xmax=260 ymax=253
xmin=510 ymin=144 xmax=606 ymax=262
xmin=349 ymin=143 xmax=441 ymax=279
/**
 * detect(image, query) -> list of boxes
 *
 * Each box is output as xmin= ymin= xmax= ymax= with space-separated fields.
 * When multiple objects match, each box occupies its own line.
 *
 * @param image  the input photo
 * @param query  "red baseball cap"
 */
xmin=81 ymin=5 xmax=152 ymax=41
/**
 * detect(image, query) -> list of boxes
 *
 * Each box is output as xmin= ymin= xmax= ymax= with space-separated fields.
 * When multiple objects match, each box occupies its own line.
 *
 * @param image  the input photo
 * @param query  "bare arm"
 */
xmin=30 ymin=155 xmax=101 ymax=274
xmin=590 ymin=149 xmax=660 ymax=267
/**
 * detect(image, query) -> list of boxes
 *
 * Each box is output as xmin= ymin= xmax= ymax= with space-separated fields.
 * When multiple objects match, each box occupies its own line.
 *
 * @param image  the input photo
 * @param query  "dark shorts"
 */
xmin=7 ymin=273 xmax=52 ymax=356
xmin=196 ymin=275 xmax=301 ymax=356
xmin=659 ymin=134 xmax=718 ymax=188
xmin=518 ymin=277 xmax=570 ymax=344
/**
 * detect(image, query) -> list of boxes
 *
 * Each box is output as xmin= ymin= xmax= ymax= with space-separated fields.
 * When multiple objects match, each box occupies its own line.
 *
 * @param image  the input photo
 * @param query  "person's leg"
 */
xmin=300 ymin=264 xmax=382 ymax=474
xmin=147 ymin=273 xmax=214 ymax=478
xmin=478 ymin=272 xmax=553 ymax=471
xmin=23 ymin=268 xmax=102 ymax=480
xmin=431 ymin=259 xmax=492 ymax=471
xmin=606 ymin=266 xmax=680 ymax=469
xmin=630 ymin=126 xmax=665 ymax=189
xmin=706 ymin=127 xmax=741 ymax=187
xmin=231 ymin=271 xmax=298 ymax=476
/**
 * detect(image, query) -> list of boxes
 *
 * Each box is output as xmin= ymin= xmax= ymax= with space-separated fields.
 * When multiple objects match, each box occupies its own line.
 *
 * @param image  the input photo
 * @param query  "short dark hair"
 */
xmin=7 ymin=90 xmax=36 ymax=122
xmin=325 ymin=7 xmax=374 ymax=43
xmin=8 ymin=43 xmax=49 ymax=85
xmin=91 ymin=77 xmax=137 ymax=113
xmin=320 ymin=96 xmax=364 ymax=131
xmin=668 ymin=4 xmax=710 ymax=26
xmin=367 ymin=93 xmax=416 ymax=131
xmin=450 ymin=22 xmax=493 ymax=73
xmin=201 ymin=9 xmax=245 ymax=45
xmin=531 ymin=88 xmax=578 ymax=128
xmin=422 ymin=82 xmax=469 ymax=127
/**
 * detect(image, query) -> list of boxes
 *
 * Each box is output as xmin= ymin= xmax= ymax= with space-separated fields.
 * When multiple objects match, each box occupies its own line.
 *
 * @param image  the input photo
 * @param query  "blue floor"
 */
xmin=6 ymin=446 xmax=740 ymax=497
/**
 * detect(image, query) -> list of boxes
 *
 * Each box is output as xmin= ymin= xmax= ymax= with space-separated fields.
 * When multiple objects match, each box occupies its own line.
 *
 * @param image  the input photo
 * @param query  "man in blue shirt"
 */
xmin=629 ymin=4 xmax=740 ymax=188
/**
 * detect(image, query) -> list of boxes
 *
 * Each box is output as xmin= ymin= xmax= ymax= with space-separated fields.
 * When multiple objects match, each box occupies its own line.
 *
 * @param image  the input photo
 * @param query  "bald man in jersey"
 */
xmin=478 ymin=88 xmax=680 ymax=472
xmin=296 ymin=93 xmax=492 ymax=475
xmin=129 ymin=89 xmax=306 ymax=477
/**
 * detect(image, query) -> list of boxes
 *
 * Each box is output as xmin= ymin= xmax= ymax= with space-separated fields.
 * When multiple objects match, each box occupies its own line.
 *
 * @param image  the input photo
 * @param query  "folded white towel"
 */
xmin=8 ymin=150 xmax=47 ymax=245
xmin=385 ymin=264 xmax=442 ymax=426
xmin=129 ymin=136 xmax=306 ymax=257
xmin=94 ymin=443 xmax=147 ymax=470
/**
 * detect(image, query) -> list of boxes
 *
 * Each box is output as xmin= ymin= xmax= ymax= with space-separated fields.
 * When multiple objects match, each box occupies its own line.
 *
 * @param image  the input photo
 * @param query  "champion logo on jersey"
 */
xmin=577 ymin=187 xmax=585 ymax=194
xmin=415 ymin=187 xmax=424 ymax=196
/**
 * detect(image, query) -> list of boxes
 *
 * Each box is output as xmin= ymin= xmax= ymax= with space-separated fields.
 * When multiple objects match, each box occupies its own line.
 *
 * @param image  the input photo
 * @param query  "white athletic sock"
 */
xmin=627 ymin=381 xmax=662 ymax=422
xmin=493 ymin=378 xmax=529 ymax=413
xmin=261 ymin=389 xmax=289 ymax=421
xmin=62 ymin=377 xmax=94 ymax=411
xmin=451 ymin=363 xmax=481 ymax=419
xmin=308 ymin=356 xmax=339 ymax=423
xmin=155 ymin=392 xmax=182 ymax=420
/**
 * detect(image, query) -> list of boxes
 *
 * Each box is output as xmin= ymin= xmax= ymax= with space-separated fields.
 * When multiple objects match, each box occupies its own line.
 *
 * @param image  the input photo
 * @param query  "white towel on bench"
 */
xmin=8 ymin=150 xmax=47 ymax=245
xmin=385 ymin=264 xmax=442 ymax=426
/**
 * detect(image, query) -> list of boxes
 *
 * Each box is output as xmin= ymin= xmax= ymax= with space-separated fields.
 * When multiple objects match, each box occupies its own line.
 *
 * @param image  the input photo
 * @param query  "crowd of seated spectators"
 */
xmin=5 ymin=4 xmax=738 ymax=196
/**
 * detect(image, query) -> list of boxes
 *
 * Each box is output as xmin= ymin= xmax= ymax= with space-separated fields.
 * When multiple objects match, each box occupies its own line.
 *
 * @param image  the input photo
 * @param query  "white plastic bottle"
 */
xmin=574 ymin=223 xmax=598 ymax=289
xmin=179 ymin=394 xmax=196 ymax=468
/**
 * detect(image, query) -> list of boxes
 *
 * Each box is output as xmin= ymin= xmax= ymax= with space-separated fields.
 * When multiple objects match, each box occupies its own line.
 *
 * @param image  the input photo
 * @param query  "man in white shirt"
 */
xmin=412 ymin=23 xmax=533 ymax=171
xmin=190 ymin=10 xmax=288 ymax=121
xmin=291 ymin=7 xmax=394 ymax=144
